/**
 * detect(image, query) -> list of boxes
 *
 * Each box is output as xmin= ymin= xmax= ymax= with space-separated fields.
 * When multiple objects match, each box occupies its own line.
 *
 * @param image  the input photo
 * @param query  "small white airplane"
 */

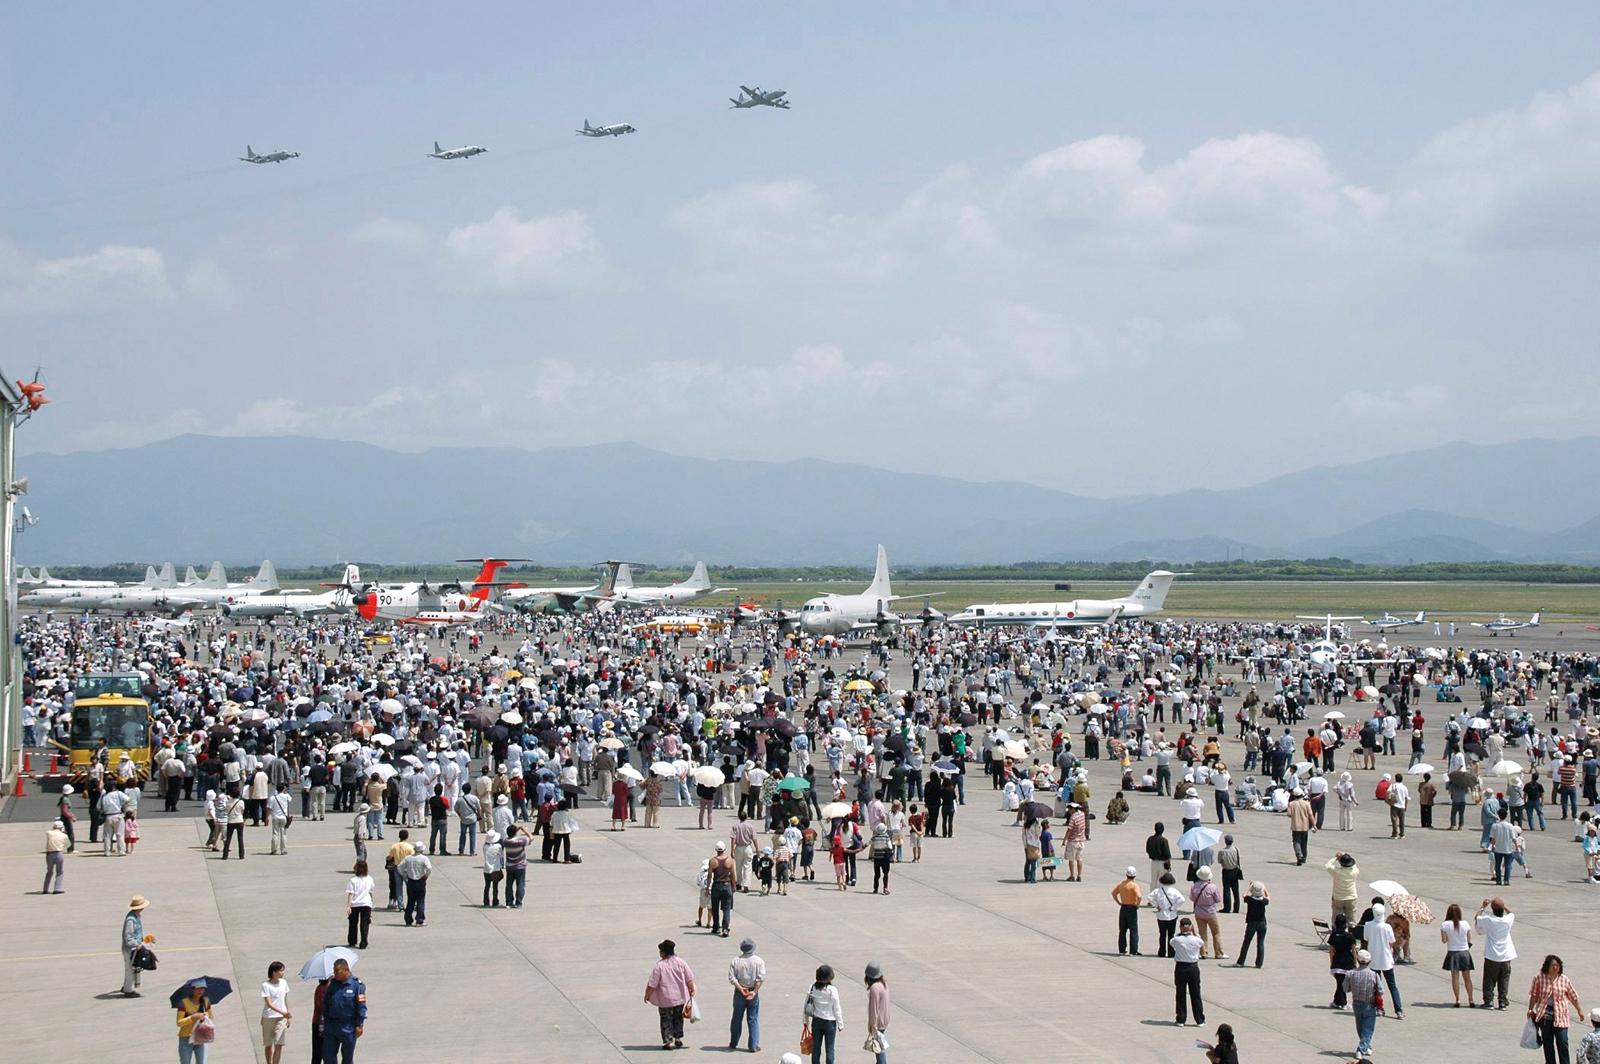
xmin=947 ymin=571 xmax=1186 ymax=631
xmin=1472 ymin=611 xmax=1541 ymax=636
xmin=240 ymin=145 xmax=300 ymax=164
xmin=1367 ymin=610 xmax=1426 ymax=631
xmin=429 ymin=140 xmax=488 ymax=160
xmin=576 ymin=119 xmax=636 ymax=137
xmin=796 ymin=545 xmax=937 ymax=637
xmin=729 ymin=85 xmax=790 ymax=109
xmin=1294 ymin=614 xmax=1414 ymax=673
xmin=608 ymin=562 xmax=736 ymax=608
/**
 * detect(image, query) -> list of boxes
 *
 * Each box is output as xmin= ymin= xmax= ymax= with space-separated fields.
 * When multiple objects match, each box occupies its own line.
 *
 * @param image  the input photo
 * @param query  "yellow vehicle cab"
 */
xmin=52 ymin=671 xmax=154 ymax=785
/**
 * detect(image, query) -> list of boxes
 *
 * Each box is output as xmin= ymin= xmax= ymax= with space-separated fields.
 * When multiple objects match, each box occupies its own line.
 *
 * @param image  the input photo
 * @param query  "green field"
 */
xmin=689 ymin=580 xmax=1600 ymax=621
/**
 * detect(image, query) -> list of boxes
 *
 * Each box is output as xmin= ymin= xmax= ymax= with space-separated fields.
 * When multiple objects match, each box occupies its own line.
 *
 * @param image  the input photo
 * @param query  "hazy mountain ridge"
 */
xmin=15 ymin=434 xmax=1599 ymax=565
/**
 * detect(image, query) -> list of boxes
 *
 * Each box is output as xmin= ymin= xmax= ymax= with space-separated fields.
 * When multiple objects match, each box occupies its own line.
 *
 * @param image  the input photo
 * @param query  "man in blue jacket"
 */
xmin=321 ymin=958 xmax=367 ymax=1062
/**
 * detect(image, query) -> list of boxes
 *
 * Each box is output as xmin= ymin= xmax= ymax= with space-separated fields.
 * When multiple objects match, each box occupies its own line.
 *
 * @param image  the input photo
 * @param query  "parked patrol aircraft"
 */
xmin=23 ymin=564 xmax=176 ymax=608
xmin=429 ymin=140 xmax=487 ymax=160
xmin=576 ymin=120 xmax=636 ymax=137
xmin=796 ymin=545 xmax=936 ymax=637
xmin=1367 ymin=610 xmax=1426 ymax=631
xmin=238 ymin=145 xmax=299 ymax=164
xmin=730 ymin=85 xmax=790 ymax=109
xmin=16 ymin=567 xmax=116 ymax=589
xmin=947 ymin=571 xmax=1185 ymax=630
xmin=223 ymin=565 xmax=362 ymax=620
xmin=608 ymin=562 xmax=735 ymax=608
xmin=1473 ymin=612 xmax=1541 ymax=636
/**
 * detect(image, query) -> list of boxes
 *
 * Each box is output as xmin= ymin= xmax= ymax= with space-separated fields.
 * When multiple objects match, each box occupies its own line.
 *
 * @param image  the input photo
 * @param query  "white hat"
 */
xmin=1125 ymin=865 xmax=1138 ymax=878
xmin=715 ymin=841 xmax=727 ymax=852
xmin=1196 ymin=866 xmax=1213 ymax=880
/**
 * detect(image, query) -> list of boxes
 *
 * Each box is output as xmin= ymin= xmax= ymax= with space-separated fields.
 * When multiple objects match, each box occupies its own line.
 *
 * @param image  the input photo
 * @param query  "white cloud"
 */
xmin=1338 ymin=385 xmax=1449 ymax=419
xmin=0 ymin=240 xmax=172 ymax=314
xmin=1403 ymin=70 xmax=1600 ymax=249
xmin=444 ymin=208 xmax=595 ymax=289
xmin=349 ymin=217 xmax=429 ymax=252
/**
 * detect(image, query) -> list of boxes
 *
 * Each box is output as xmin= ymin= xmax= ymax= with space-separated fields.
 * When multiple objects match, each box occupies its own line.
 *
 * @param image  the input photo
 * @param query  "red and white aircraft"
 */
xmin=354 ymin=558 xmax=527 ymax=625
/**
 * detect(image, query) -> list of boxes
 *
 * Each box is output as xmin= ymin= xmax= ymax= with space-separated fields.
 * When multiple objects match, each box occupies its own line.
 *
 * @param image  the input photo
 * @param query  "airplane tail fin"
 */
xmin=597 ymin=560 xmax=623 ymax=597
xmin=1122 ymin=570 xmax=1181 ymax=611
xmin=583 ymin=120 xmax=592 ymax=131
xmin=253 ymin=560 xmax=278 ymax=590
xmin=183 ymin=565 xmax=199 ymax=586
xmin=613 ymin=563 xmax=635 ymax=591
xmin=1531 ymin=611 xmax=1541 ymax=625
xmin=142 ymin=565 xmax=158 ymax=587
xmin=246 ymin=145 xmax=254 ymax=158
xmin=35 ymin=566 xmax=48 ymax=582
xmin=433 ymin=141 xmax=442 ymax=154
xmin=682 ymin=561 xmax=710 ymax=590
xmin=865 ymin=544 xmax=892 ymax=601
xmin=157 ymin=562 xmax=176 ymax=588
xmin=1416 ymin=611 xmax=1426 ymax=623
xmin=202 ymin=562 xmax=228 ymax=588
xmin=342 ymin=563 xmax=361 ymax=587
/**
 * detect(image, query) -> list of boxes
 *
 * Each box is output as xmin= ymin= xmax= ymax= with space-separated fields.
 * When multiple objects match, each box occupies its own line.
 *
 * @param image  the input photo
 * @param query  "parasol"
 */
xmin=1485 ymin=759 xmax=1523 ymax=776
xmin=1368 ymin=879 xmax=1406 ymax=897
xmin=778 ymin=776 xmax=811 ymax=792
xmin=1177 ymin=825 xmax=1224 ymax=853
xmin=693 ymin=766 xmax=726 ymax=788
xmin=650 ymin=762 xmax=678 ymax=778
xmin=1448 ymin=770 xmax=1479 ymax=789
xmin=1408 ymin=763 xmax=1435 ymax=776
xmin=820 ymin=801 xmax=853 ymax=819
xmin=298 ymin=947 xmax=359 ymax=981
xmin=617 ymin=765 xmax=644 ymax=782
xmin=599 ymin=736 xmax=625 ymax=750
xmin=1323 ymin=710 xmax=1346 ymax=720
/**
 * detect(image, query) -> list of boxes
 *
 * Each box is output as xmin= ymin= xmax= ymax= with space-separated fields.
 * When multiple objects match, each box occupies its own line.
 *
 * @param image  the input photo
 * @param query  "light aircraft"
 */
xmin=1367 ymin=610 xmax=1426 ymax=631
xmin=729 ymin=85 xmax=790 ymax=109
xmin=501 ymin=561 xmax=624 ymax=614
xmin=947 ymin=571 xmax=1186 ymax=630
xmin=222 ymin=565 xmax=362 ymax=620
xmin=1294 ymin=614 xmax=1414 ymax=673
xmin=796 ymin=545 xmax=938 ymax=637
xmin=24 ymin=563 xmax=177 ymax=608
xmin=240 ymin=145 xmax=300 ymax=164
xmin=429 ymin=140 xmax=487 ymax=160
xmin=1472 ymin=612 xmax=1541 ymax=636
xmin=608 ymin=562 xmax=736 ymax=608
xmin=576 ymin=120 xmax=635 ymax=137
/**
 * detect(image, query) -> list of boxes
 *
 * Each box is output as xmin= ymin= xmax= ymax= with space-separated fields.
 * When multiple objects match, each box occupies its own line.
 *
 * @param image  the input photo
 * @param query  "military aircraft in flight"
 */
xmin=729 ymin=85 xmax=790 ymax=109
xmin=429 ymin=140 xmax=488 ymax=160
xmin=239 ymin=145 xmax=300 ymax=164
xmin=576 ymin=119 xmax=636 ymax=137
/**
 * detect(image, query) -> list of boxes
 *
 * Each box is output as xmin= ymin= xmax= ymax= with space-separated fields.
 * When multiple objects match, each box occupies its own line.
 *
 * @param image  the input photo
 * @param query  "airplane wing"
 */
xmin=885 ymin=593 xmax=941 ymax=602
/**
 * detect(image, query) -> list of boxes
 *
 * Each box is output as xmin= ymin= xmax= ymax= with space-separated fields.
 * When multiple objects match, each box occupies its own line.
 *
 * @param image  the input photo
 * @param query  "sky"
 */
xmin=3 ymin=3 xmax=1599 ymax=496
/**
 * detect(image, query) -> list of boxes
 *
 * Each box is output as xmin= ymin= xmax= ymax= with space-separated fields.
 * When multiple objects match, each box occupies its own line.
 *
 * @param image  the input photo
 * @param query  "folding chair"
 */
xmin=1311 ymin=918 xmax=1332 ymax=946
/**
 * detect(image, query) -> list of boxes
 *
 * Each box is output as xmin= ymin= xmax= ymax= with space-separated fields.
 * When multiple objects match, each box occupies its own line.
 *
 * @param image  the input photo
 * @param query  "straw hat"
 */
xmin=128 ymin=895 xmax=149 ymax=911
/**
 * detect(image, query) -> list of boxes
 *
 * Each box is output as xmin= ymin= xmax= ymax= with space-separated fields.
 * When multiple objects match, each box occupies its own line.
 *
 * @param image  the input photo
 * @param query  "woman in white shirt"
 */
xmin=1150 ymin=871 xmax=1188 ymax=958
xmin=261 ymin=960 xmax=291 ymax=1064
xmin=1439 ymin=902 xmax=1476 ymax=1006
xmin=345 ymin=859 xmax=375 ymax=950
xmin=803 ymin=964 xmax=844 ymax=1063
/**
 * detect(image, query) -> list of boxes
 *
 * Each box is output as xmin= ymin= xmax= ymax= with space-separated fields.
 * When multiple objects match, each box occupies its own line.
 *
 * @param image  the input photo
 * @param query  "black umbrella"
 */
xmin=957 ymin=712 xmax=978 ymax=726
xmin=391 ymin=739 xmax=416 ymax=755
xmin=1020 ymin=801 xmax=1053 ymax=820
xmin=883 ymin=734 xmax=908 ymax=755
xmin=1448 ymin=770 xmax=1479 ymax=789
xmin=559 ymin=782 xmax=584 ymax=797
xmin=771 ymin=718 xmax=798 ymax=740
xmin=170 ymin=975 xmax=233 ymax=1007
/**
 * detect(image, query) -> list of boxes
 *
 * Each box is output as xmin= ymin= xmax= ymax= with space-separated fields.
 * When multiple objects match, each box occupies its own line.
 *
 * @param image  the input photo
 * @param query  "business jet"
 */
xmin=1472 ymin=612 xmax=1541 ymax=636
xmin=729 ymin=85 xmax=790 ymax=109
xmin=947 ymin=571 xmax=1186 ymax=631
xmin=240 ymin=145 xmax=300 ymax=164
xmin=429 ymin=140 xmax=488 ymax=160
xmin=223 ymin=565 xmax=363 ymax=620
xmin=794 ymin=545 xmax=939 ymax=637
xmin=576 ymin=120 xmax=636 ymax=137
xmin=608 ymin=562 xmax=736 ymax=608
xmin=1367 ymin=610 xmax=1426 ymax=631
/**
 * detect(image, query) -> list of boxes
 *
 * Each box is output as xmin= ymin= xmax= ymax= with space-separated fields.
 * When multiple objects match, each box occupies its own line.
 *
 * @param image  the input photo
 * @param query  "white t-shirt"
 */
xmin=346 ymin=874 xmax=375 ymax=908
xmin=1476 ymin=912 xmax=1517 ymax=961
xmin=1365 ymin=919 xmax=1396 ymax=970
xmin=261 ymin=978 xmax=289 ymax=1020
xmin=1442 ymin=920 xmax=1471 ymax=952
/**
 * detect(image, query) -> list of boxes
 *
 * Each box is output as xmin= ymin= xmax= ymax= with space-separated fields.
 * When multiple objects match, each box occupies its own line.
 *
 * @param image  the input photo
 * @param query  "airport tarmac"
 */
xmin=3 ymin=624 xmax=1597 ymax=1062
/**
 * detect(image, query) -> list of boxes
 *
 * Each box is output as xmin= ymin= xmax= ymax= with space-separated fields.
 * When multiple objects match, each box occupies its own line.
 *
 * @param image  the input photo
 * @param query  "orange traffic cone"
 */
xmin=12 ymin=772 xmax=24 ymax=796
xmin=21 ymin=751 xmax=31 ymax=772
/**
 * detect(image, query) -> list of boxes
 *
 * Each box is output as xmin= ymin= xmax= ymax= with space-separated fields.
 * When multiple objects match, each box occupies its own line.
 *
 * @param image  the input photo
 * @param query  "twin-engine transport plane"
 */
xmin=429 ymin=140 xmax=487 ymax=160
xmin=730 ymin=85 xmax=790 ymax=109
xmin=577 ymin=120 xmax=636 ymax=137
xmin=240 ymin=145 xmax=300 ymax=163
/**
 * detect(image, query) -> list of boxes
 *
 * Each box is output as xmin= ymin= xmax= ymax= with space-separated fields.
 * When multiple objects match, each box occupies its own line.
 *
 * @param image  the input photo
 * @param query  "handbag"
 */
xmin=800 ymin=1025 xmax=814 ymax=1054
xmin=864 ymin=1030 xmax=890 ymax=1053
xmin=190 ymin=1016 xmax=216 ymax=1045
xmin=134 ymin=945 xmax=159 ymax=971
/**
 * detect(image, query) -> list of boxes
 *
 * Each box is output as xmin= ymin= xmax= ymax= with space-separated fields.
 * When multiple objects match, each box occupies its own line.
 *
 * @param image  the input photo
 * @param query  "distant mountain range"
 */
xmin=15 ymin=434 xmax=1600 ymax=565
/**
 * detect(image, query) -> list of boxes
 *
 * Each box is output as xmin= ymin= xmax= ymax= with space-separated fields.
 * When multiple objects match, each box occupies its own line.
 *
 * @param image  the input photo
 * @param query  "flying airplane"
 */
xmin=501 ymin=561 xmax=624 ymax=614
xmin=947 ymin=571 xmax=1187 ymax=631
xmin=1472 ymin=611 xmax=1541 ymax=636
xmin=794 ymin=545 xmax=939 ymax=637
xmin=729 ymin=85 xmax=790 ymax=109
xmin=1367 ymin=610 xmax=1427 ymax=631
xmin=608 ymin=562 xmax=736 ymax=608
xmin=240 ymin=145 xmax=300 ymax=164
xmin=222 ymin=565 xmax=362 ymax=620
xmin=576 ymin=119 xmax=636 ymax=137
xmin=429 ymin=140 xmax=487 ymax=160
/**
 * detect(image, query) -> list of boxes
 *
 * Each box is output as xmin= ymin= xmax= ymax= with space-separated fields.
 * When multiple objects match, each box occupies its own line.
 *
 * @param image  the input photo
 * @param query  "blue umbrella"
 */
xmin=307 ymin=708 xmax=334 ymax=724
xmin=170 ymin=976 xmax=232 ymax=1007
xmin=1177 ymin=825 xmax=1224 ymax=853
xmin=931 ymin=759 xmax=958 ymax=773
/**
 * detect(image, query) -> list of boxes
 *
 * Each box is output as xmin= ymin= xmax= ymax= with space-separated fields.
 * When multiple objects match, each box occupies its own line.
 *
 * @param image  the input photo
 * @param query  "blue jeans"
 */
xmin=1379 ymin=967 xmax=1403 ymax=1013
xmin=730 ymin=990 xmax=760 ymax=1050
xmin=1560 ymin=788 xmax=1578 ymax=818
xmin=1527 ymin=799 xmax=1547 ymax=830
xmin=457 ymin=818 xmax=477 ymax=854
xmin=809 ymin=1016 xmax=837 ymax=1064
xmin=1492 ymin=851 xmax=1513 ymax=884
xmin=1214 ymin=791 xmax=1234 ymax=823
xmin=1353 ymin=1001 xmax=1376 ymax=1054
xmin=178 ymin=1038 xmax=209 ymax=1064
xmin=366 ymin=809 xmax=383 ymax=839
xmin=506 ymin=866 xmax=526 ymax=907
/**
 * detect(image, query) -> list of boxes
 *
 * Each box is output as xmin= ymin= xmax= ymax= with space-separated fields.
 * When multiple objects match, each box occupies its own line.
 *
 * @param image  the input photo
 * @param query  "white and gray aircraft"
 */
xmin=240 ymin=145 xmax=300 ymax=164
xmin=1294 ymin=614 xmax=1414 ymax=674
xmin=16 ymin=566 xmax=116 ymax=589
xmin=23 ymin=563 xmax=176 ymax=608
xmin=729 ymin=85 xmax=790 ymax=109
xmin=947 ymin=571 xmax=1186 ymax=631
xmin=576 ymin=119 xmax=636 ymax=137
xmin=429 ymin=140 xmax=488 ymax=160
xmin=223 ymin=564 xmax=361 ymax=620
xmin=501 ymin=561 xmax=624 ymax=615
xmin=1367 ymin=610 xmax=1426 ymax=631
xmin=608 ymin=562 xmax=736 ymax=608
xmin=796 ymin=545 xmax=937 ymax=637
xmin=1473 ymin=611 xmax=1541 ymax=636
